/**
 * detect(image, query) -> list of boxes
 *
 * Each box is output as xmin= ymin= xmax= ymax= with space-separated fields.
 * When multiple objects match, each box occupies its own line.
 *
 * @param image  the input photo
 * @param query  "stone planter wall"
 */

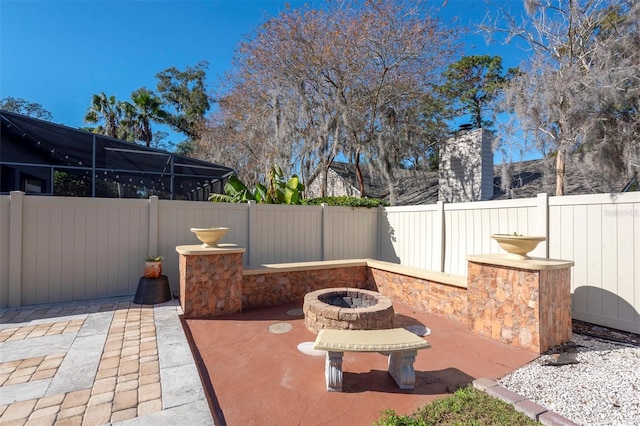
xmin=176 ymin=249 xmax=573 ymax=353
xmin=242 ymin=266 xmax=370 ymax=310
xmin=367 ymin=268 xmax=468 ymax=323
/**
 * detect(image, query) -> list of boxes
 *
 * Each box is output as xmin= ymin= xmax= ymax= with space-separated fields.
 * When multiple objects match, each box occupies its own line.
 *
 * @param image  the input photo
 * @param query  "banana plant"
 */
xmin=265 ymin=164 xmax=305 ymax=204
xmin=209 ymin=175 xmax=257 ymax=203
xmin=209 ymin=165 xmax=305 ymax=205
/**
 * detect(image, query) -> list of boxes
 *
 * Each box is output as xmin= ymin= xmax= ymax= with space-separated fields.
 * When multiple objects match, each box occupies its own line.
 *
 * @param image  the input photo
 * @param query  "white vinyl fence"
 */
xmin=382 ymin=196 xmax=547 ymax=275
xmin=1 ymin=191 xmax=638 ymax=333
xmin=548 ymin=194 xmax=640 ymax=333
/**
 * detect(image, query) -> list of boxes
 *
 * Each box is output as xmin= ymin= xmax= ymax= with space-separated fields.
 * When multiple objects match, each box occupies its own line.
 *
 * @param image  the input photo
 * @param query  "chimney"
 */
xmin=438 ymin=128 xmax=494 ymax=202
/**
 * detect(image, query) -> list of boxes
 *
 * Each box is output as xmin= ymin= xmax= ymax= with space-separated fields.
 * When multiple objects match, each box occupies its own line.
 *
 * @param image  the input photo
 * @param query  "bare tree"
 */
xmin=199 ymin=0 xmax=459 ymax=202
xmin=195 ymin=80 xmax=293 ymax=187
xmin=483 ymin=0 xmax=639 ymax=195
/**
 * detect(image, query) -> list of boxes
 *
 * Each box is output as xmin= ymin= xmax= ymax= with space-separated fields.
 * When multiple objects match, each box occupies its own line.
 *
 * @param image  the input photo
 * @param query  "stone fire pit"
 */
xmin=303 ymin=287 xmax=394 ymax=333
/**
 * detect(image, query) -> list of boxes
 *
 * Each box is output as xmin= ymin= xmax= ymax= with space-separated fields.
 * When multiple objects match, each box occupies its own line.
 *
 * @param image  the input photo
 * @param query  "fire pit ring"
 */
xmin=303 ymin=287 xmax=394 ymax=333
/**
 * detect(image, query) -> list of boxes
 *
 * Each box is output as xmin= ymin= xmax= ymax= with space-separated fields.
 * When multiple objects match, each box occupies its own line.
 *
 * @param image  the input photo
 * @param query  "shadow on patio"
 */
xmin=183 ymin=300 xmax=538 ymax=426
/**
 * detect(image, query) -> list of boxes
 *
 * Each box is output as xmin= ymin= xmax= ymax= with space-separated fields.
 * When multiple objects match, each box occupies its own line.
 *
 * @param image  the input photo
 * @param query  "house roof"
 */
xmin=1 ymin=110 xmax=235 ymax=199
xmin=492 ymin=155 xmax=633 ymax=200
xmin=325 ymin=157 xmax=635 ymax=206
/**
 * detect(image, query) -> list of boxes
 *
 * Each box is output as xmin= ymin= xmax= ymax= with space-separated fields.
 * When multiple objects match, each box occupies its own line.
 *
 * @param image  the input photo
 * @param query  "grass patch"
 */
xmin=375 ymin=385 xmax=539 ymax=425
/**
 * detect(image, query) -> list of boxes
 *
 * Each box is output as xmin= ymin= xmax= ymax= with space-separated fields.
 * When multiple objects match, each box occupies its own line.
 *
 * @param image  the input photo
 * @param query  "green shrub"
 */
xmin=375 ymin=386 xmax=539 ymax=426
xmin=304 ymin=196 xmax=388 ymax=208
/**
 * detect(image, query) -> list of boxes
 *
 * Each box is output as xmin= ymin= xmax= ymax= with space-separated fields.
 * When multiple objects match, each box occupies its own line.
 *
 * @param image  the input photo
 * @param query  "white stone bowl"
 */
xmin=190 ymin=227 xmax=229 ymax=247
xmin=491 ymin=234 xmax=546 ymax=260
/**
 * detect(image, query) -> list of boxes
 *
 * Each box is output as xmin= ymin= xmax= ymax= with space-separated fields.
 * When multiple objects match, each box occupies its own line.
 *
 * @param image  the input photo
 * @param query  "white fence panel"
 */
xmin=20 ymin=197 xmax=149 ymax=305
xmin=0 ymin=196 xmax=9 ymax=306
xmin=250 ymin=204 xmax=323 ymax=265
xmin=3 ymin=192 xmax=638 ymax=334
xmin=324 ymin=206 xmax=378 ymax=260
xmin=549 ymin=193 xmax=640 ymax=333
xmin=381 ymin=205 xmax=440 ymax=270
xmin=157 ymin=200 xmax=250 ymax=291
xmin=443 ymin=198 xmax=539 ymax=275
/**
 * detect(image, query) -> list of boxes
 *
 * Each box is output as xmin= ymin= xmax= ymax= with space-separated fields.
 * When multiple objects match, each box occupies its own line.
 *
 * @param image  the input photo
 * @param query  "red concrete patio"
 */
xmin=184 ymin=300 xmax=538 ymax=426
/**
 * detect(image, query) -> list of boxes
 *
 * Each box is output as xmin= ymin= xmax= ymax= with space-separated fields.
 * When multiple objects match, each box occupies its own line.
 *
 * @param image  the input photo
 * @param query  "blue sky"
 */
xmin=1 ymin=0 xmax=527 ymax=150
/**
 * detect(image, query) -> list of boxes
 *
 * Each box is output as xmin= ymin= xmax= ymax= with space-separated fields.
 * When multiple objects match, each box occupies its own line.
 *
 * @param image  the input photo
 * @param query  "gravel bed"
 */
xmin=499 ymin=334 xmax=640 ymax=425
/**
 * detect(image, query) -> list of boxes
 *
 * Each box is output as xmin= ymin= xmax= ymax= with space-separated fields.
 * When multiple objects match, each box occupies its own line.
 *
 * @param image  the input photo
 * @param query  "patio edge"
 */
xmin=472 ymin=378 xmax=579 ymax=425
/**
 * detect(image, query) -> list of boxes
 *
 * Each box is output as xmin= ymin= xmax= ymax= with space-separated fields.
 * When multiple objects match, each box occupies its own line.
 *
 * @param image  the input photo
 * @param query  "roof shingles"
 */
xmin=322 ymin=157 xmax=634 ymax=206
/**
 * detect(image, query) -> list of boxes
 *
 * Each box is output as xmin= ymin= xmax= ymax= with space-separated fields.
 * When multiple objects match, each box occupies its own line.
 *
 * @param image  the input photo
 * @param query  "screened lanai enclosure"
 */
xmin=0 ymin=110 xmax=234 ymax=200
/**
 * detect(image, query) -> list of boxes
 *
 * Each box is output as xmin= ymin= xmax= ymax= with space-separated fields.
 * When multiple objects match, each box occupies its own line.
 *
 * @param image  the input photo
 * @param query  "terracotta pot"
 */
xmin=144 ymin=261 xmax=162 ymax=279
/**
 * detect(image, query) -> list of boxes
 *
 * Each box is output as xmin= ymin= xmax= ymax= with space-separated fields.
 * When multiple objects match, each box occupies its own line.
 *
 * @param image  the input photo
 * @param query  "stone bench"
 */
xmin=313 ymin=328 xmax=431 ymax=392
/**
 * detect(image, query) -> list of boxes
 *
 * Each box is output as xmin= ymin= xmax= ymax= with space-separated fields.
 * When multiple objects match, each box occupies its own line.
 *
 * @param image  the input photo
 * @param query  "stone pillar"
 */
xmin=466 ymin=254 xmax=574 ymax=353
xmin=176 ymin=245 xmax=245 ymax=319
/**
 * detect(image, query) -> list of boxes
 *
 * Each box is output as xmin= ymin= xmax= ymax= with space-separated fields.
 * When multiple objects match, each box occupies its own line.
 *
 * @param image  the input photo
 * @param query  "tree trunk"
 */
xmin=378 ymin=133 xmax=396 ymax=205
xmin=555 ymin=149 xmax=566 ymax=196
xmin=475 ymin=109 xmax=482 ymax=129
xmin=354 ymin=150 xmax=366 ymax=197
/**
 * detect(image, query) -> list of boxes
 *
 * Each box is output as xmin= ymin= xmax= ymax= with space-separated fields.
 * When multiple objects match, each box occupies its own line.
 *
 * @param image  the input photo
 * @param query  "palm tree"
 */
xmin=121 ymin=88 xmax=169 ymax=147
xmin=118 ymin=102 xmax=138 ymax=143
xmin=84 ymin=92 xmax=124 ymax=139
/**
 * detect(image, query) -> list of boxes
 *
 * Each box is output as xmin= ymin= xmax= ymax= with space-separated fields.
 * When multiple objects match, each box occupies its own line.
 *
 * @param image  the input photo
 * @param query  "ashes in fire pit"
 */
xmin=303 ymin=287 xmax=394 ymax=333
xmin=319 ymin=292 xmax=377 ymax=308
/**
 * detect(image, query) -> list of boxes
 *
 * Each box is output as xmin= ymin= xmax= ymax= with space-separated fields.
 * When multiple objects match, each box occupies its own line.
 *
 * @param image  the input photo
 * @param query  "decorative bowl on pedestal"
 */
xmin=491 ymin=234 xmax=546 ymax=260
xmin=190 ymin=227 xmax=229 ymax=247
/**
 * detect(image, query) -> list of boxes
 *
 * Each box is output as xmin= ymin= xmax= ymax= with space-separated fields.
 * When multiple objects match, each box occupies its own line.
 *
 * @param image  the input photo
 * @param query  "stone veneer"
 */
xmin=242 ymin=264 xmax=370 ymax=310
xmin=175 ymin=247 xmax=573 ymax=354
xmin=467 ymin=254 xmax=573 ymax=353
xmin=176 ymin=245 xmax=244 ymax=319
xmin=367 ymin=268 xmax=467 ymax=323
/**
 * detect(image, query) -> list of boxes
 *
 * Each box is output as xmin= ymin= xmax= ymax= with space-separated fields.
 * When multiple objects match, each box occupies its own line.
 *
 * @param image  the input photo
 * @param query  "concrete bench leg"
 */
xmin=325 ymin=351 xmax=343 ymax=392
xmin=388 ymin=350 xmax=417 ymax=389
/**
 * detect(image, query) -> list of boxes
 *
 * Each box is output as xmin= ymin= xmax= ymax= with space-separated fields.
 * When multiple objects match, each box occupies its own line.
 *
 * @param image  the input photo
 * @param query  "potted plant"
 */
xmin=144 ymin=254 xmax=163 ymax=279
